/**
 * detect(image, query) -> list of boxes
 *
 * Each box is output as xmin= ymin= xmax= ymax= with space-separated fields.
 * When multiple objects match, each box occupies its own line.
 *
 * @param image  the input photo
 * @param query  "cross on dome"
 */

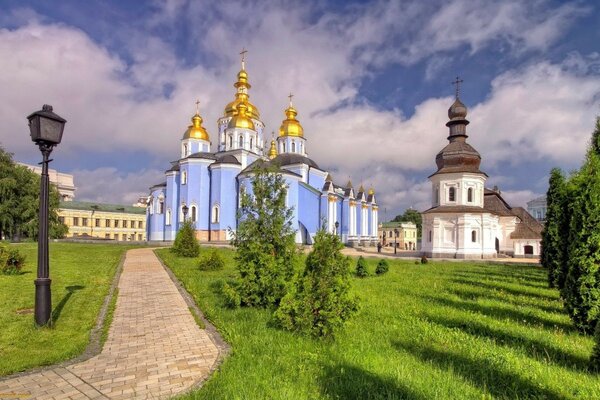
xmin=195 ymin=99 xmax=200 ymax=114
xmin=288 ymin=93 xmax=294 ymax=107
xmin=240 ymin=48 xmax=248 ymax=69
xmin=451 ymin=76 xmax=464 ymax=99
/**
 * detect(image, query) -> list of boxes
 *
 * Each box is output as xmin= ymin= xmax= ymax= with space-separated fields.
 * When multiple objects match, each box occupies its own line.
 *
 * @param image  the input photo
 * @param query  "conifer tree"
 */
xmin=231 ymin=164 xmax=297 ymax=308
xmin=541 ymin=168 xmax=567 ymax=288
xmin=172 ymin=219 xmax=200 ymax=257
xmin=563 ymin=117 xmax=600 ymax=334
xmin=274 ymin=229 xmax=358 ymax=338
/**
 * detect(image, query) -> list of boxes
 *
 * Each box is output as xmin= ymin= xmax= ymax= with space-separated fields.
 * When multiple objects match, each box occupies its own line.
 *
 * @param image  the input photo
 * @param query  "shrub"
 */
xmin=421 ymin=256 xmax=428 ymax=264
xmin=220 ymin=281 xmax=241 ymax=308
xmin=172 ymin=219 xmax=200 ymax=257
xmin=0 ymin=244 xmax=25 ymax=275
xmin=355 ymin=256 xmax=368 ymax=277
xmin=591 ymin=322 xmax=600 ymax=372
xmin=198 ymin=249 xmax=225 ymax=271
xmin=375 ymin=259 xmax=389 ymax=275
xmin=274 ymin=230 xmax=358 ymax=338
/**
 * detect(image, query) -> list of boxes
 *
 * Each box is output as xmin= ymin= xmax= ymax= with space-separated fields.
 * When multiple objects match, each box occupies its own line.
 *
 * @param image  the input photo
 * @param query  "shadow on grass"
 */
xmin=453 ymin=266 xmax=547 ymax=283
xmin=393 ymin=340 xmax=564 ymax=400
xmin=51 ymin=285 xmax=84 ymax=324
xmin=319 ymin=362 xmax=426 ymax=400
xmin=451 ymin=278 xmax=558 ymax=302
xmin=421 ymin=294 xmax=574 ymax=332
xmin=452 ymin=271 xmax=548 ymax=290
xmin=426 ymin=314 xmax=589 ymax=372
xmin=443 ymin=287 xmax=564 ymax=315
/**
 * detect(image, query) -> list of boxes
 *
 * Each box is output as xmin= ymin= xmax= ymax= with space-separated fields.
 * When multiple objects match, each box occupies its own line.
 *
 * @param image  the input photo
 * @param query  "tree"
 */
xmin=0 ymin=146 xmax=66 ymax=241
xmin=172 ymin=219 xmax=200 ymax=257
xmin=562 ymin=117 xmax=600 ymax=334
xmin=392 ymin=208 xmax=422 ymax=237
xmin=355 ymin=256 xmax=368 ymax=277
xmin=231 ymin=164 xmax=297 ymax=308
xmin=541 ymin=168 xmax=568 ymax=288
xmin=274 ymin=229 xmax=358 ymax=338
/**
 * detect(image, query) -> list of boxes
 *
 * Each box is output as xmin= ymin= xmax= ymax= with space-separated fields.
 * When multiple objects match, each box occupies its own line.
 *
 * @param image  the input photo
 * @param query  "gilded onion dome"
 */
xmin=183 ymin=109 xmax=209 ymax=141
xmin=224 ymin=69 xmax=261 ymax=119
xmin=368 ymin=187 xmax=375 ymax=195
xmin=279 ymin=101 xmax=304 ymax=137
xmin=228 ymin=102 xmax=255 ymax=130
xmin=268 ymin=139 xmax=278 ymax=159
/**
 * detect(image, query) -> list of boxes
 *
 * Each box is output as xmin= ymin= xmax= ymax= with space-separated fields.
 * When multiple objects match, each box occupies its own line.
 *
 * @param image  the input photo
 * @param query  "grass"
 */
xmin=156 ymin=247 xmax=600 ymax=399
xmin=0 ymin=242 xmax=132 ymax=376
xmin=101 ymin=287 xmax=119 ymax=347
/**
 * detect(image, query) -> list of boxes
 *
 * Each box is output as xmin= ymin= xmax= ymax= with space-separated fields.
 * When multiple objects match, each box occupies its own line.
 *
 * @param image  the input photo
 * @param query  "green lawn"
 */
xmin=0 ymin=242 xmax=131 ymax=376
xmin=157 ymin=248 xmax=600 ymax=399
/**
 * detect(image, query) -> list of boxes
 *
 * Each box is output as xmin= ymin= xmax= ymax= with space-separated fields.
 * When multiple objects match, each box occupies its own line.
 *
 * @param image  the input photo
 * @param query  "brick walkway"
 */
xmin=0 ymin=248 xmax=220 ymax=399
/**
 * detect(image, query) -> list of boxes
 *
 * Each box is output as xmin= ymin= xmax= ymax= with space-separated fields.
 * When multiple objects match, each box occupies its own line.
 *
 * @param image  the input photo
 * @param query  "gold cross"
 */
xmin=288 ymin=92 xmax=294 ymax=106
xmin=240 ymin=48 xmax=248 ymax=68
xmin=195 ymin=99 xmax=200 ymax=114
xmin=451 ymin=76 xmax=463 ymax=99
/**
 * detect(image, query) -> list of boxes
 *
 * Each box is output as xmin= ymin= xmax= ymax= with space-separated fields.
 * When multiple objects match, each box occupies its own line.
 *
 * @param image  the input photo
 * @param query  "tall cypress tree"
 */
xmin=541 ymin=168 xmax=567 ymax=288
xmin=563 ymin=117 xmax=600 ymax=334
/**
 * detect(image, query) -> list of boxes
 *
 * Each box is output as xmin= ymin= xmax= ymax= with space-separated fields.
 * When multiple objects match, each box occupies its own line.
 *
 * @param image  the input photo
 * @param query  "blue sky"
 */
xmin=1 ymin=0 xmax=599 ymax=218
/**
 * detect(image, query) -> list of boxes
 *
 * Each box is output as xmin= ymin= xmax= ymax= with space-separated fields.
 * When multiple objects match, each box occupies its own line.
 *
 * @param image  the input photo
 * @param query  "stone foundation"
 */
xmin=195 ymin=230 xmax=229 ymax=242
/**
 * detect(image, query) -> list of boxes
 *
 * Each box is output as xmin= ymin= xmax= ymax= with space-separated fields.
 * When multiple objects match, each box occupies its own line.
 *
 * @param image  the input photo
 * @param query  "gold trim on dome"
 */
xmin=182 ymin=101 xmax=209 ymax=141
xmin=227 ymin=102 xmax=255 ymax=130
xmin=268 ymin=139 xmax=278 ymax=159
xmin=279 ymin=95 xmax=304 ymax=137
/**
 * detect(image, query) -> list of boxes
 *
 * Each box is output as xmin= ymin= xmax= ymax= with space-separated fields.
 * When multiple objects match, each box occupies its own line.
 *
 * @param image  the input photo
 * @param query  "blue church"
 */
xmin=146 ymin=57 xmax=379 ymax=245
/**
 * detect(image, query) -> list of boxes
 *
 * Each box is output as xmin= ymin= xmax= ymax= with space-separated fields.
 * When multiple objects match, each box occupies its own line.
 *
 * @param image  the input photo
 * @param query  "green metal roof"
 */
xmin=59 ymin=201 xmax=146 ymax=215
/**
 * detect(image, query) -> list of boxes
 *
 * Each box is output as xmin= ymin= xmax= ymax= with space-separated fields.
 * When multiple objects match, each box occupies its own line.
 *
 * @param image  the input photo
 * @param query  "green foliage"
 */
xmin=0 ymin=243 xmax=25 ymax=274
xmin=562 ymin=117 xmax=600 ymax=334
xmin=421 ymin=256 xmax=429 ymax=264
xmin=198 ymin=249 xmax=225 ymax=271
xmin=172 ymin=219 xmax=200 ymax=257
xmin=541 ymin=168 xmax=569 ymax=289
xmin=274 ymin=230 xmax=358 ymax=338
xmin=392 ymin=208 xmax=422 ymax=237
xmin=591 ymin=322 xmax=600 ymax=372
xmin=231 ymin=164 xmax=297 ymax=308
xmin=220 ymin=281 xmax=242 ymax=308
xmin=0 ymin=146 xmax=65 ymax=241
xmin=355 ymin=256 xmax=368 ymax=277
xmin=375 ymin=259 xmax=389 ymax=275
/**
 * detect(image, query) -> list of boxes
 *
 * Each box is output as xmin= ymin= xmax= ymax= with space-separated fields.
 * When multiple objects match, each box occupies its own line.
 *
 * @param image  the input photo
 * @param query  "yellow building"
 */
xmin=58 ymin=201 xmax=146 ymax=241
xmin=378 ymin=222 xmax=418 ymax=250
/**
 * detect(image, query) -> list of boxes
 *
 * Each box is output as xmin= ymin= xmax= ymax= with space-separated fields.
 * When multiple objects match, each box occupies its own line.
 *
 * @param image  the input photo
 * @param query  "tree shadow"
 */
xmin=52 ymin=285 xmax=84 ymax=324
xmin=452 ymin=271 xmax=548 ymax=290
xmin=425 ymin=314 xmax=589 ymax=372
xmin=453 ymin=266 xmax=547 ymax=283
xmin=392 ymin=340 xmax=564 ymax=400
xmin=420 ymin=294 xmax=574 ymax=332
xmin=319 ymin=362 xmax=427 ymax=400
xmin=451 ymin=278 xmax=558 ymax=302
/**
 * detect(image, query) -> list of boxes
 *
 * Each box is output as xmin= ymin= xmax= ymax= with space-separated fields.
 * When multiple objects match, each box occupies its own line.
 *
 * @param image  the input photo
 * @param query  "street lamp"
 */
xmin=182 ymin=204 xmax=189 ymax=221
xmin=334 ymin=221 xmax=339 ymax=237
xmin=27 ymin=104 xmax=66 ymax=327
xmin=394 ymin=228 xmax=399 ymax=255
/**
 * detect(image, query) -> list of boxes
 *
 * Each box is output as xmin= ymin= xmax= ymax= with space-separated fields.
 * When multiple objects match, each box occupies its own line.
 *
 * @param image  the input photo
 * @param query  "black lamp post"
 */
xmin=182 ymin=204 xmax=189 ymax=221
xmin=27 ymin=105 xmax=66 ymax=327
xmin=394 ymin=228 xmax=399 ymax=255
xmin=334 ymin=221 xmax=339 ymax=237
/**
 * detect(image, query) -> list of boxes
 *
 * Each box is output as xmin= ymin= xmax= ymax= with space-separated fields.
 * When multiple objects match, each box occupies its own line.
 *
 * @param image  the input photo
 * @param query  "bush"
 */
xmin=591 ymin=322 xmax=600 ymax=372
xmin=421 ymin=256 xmax=428 ymax=264
xmin=274 ymin=230 xmax=358 ymax=338
xmin=220 ymin=281 xmax=241 ymax=308
xmin=355 ymin=256 xmax=368 ymax=277
xmin=172 ymin=219 xmax=200 ymax=257
xmin=198 ymin=249 xmax=225 ymax=271
xmin=375 ymin=259 xmax=389 ymax=275
xmin=0 ymin=244 xmax=25 ymax=275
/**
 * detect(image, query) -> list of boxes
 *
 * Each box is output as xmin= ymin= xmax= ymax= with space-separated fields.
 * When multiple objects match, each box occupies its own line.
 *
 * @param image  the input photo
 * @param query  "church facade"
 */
xmin=146 ymin=59 xmax=378 ymax=245
xmin=421 ymin=93 xmax=542 ymax=259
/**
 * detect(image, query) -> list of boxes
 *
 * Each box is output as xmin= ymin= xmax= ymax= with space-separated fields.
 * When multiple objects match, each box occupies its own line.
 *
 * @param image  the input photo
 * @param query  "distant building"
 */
xmin=527 ymin=196 xmax=547 ymax=222
xmin=133 ymin=196 xmax=150 ymax=208
xmin=421 ymin=92 xmax=543 ymax=258
xmin=18 ymin=162 xmax=76 ymax=201
xmin=58 ymin=201 xmax=146 ymax=241
xmin=378 ymin=222 xmax=418 ymax=250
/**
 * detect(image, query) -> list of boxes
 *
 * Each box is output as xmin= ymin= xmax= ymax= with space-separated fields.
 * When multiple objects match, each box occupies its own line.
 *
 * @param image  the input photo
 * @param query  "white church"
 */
xmin=421 ymin=90 xmax=542 ymax=259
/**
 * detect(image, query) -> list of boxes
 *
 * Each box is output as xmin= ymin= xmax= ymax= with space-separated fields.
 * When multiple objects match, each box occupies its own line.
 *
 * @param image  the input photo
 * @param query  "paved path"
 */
xmin=0 ymin=248 xmax=220 ymax=400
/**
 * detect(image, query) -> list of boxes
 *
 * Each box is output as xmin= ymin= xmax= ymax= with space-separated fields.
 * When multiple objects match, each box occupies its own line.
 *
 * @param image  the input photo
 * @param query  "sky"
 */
xmin=1 ymin=0 xmax=599 ymax=220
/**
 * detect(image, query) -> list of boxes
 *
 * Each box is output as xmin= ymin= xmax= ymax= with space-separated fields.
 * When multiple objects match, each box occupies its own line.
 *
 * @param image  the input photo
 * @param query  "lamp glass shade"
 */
xmin=27 ymin=105 xmax=66 ymax=145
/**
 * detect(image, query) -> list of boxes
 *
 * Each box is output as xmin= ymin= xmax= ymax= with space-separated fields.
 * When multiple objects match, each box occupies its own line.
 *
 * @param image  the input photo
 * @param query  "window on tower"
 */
xmin=239 ymin=135 xmax=243 ymax=148
xmin=292 ymin=142 xmax=296 ymax=153
xmin=468 ymin=188 xmax=473 ymax=202
xmin=212 ymin=204 xmax=220 ymax=223
xmin=191 ymin=205 xmax=197 ymax=222
xmin=229 ymin=135 xmax=233 ymax=148
xmin=250 ymin=137 xmax=253 ymax=149
xmin=182 ymin=171 xmax=187 ymax=185
xmin=471 ymin=230 xmax=477 ymax=242
xmin=449 ymin=187 xmax=456 ymax=202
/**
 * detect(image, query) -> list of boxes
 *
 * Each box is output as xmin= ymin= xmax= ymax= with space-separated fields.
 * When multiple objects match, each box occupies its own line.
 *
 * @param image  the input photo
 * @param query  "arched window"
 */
xmin=471 ymin=230 xmax=477 ymax=242
xmin=179 ymin=205 xmax=184 ymax=222
xmin=292 ymin=142 xmax=296 ymax=153
xmin=283 ymin=143 xmax=286 ymax=153
xmin=239 ymin=135 xmax=243 ymax=148
xmin=183 ymin=143 xmax=188 ymax=157
xmin=212 ymin=204 xmax=220 ymax=223
xmin=435 ymin=188 xmax=439 ymax=204
xmin=181 ymin=171 xmax=187 ymax=185
xmin=166 ymin=209 xmax=172 ymax=225
xmin=449 ymin=187 xmax=456 ymax=202
xmin=300 ymin=143 xmax=303 ymax=154
xmin=158 ymin=198 xmax=164 ymax=214
xmin=191 ymin=205 xmax=197 ymax=222
xmin=228 ymin=135 xmax=233 ymax=148
xmin=468 ymin=188 xmax=473 ymax=202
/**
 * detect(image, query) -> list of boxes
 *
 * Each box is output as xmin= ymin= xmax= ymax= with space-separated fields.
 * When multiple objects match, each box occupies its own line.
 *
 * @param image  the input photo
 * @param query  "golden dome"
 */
xmin=228 ymin=102 xmax=255 ymax=130
xmin=224 ymin=68 xmax=261 ymax=119
xmin=368 ymin=187 xmax=375 ymax=195
xmin=279 ymin=104 xmax=304 ymax=137
xmin=268 ymin=139 xmax=278 ymax=159
xmin=183 ymin=112 xmax=209 ymax=141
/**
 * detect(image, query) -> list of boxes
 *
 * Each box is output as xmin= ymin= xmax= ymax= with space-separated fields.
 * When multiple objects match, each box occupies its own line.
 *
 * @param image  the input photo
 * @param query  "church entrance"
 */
xmin=524 ymin=245 xmax=534 ymax=255
xmin=495 ymin=238 xmax=499 ymax=253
